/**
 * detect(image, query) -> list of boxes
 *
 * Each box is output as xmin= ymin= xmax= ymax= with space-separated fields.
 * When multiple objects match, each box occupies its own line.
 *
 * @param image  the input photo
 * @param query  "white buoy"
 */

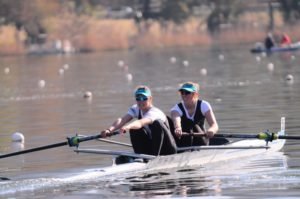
xmin=126 ymin=73 xmax=133 ymax=81
xmin=256 ymin=56 xmax=261 ymax=62
xmin=200 ymin=68 xmax=207 ymax=76
xmin=63 ymin=64 xmax=69 ymax=70
xmin=59 ymin=68 xmax=64 ymax=75
xmin=291 ymin=55 xmax=295 ymax=61
xmin=11 ymin=142 xmax=24 ymax=151
xmin=215 ymin=98 xmax=222 ymax=102
xmin=261 ymin=52 xmax=267 ymax=57
xmin=118 ymin=60 xmax=125 ymax=68
xmin=219 ymin=54 xmax=224 ymax=61
xmin=267 ymin=63 xmax=274 ymax=72
xmin=170 ymin=56 xmax=177 ymax=64
xmin=11 ymin=132 xmax=25 ymax=143
xmin=83 ymin=91 xmax=93 ymax=99
xmin=182 ymin=60 xmax=189 ymax=67
xmin=285 ymin=74 xmax=294 ymax=85
xmin=38 ymin=80 xmax=46 ymax=88
xmin=4 ymin=67 xmax=10 ymax=74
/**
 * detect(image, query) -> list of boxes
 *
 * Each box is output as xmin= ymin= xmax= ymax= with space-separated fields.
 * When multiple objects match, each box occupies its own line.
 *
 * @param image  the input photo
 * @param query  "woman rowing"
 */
xmin=101 ymin=85 xmax=177 ymax=156
xmin=170 ymin=82 xmax=219 ymax=147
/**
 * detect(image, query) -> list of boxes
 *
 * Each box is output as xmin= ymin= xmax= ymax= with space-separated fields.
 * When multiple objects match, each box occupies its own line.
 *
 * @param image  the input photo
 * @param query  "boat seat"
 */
xmin=209 ymin=137 xmax=229 ymax=145
xmin=114 ymin=155 xmax=148 ymax=165
xmin=114 ymin=155 xmax=135 ymax=165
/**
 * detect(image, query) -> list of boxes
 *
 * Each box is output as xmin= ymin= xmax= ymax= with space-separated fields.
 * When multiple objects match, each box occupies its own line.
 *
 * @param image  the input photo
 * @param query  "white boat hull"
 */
xmin=146 ymin=138 xmax=285 ymax=170
xmin=78 ymin=117 xmax=286 ymax=176
xmin=77 ymin=134 xmax=285 ymax=177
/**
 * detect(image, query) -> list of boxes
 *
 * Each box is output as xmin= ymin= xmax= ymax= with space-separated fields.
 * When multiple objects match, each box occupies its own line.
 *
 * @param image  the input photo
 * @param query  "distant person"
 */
xmin=101 ymin=86 xmax=177 ymax=156
xmin=170 ymin=82 xmax=219 ymax=147
xmin=280 ymin=33 xmax=292 ymax=46
xmin=265 ymin=32 xmax=275 ymax=50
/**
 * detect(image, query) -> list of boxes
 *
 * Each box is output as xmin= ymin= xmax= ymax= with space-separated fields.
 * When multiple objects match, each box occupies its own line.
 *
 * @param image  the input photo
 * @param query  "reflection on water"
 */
xmin=0 ymin=152 xmax=288 ymax=198
xmin=105 ymin=152 xmax=288 ymax=198
xmin=0 ymin=46 xmax=300 ymax=198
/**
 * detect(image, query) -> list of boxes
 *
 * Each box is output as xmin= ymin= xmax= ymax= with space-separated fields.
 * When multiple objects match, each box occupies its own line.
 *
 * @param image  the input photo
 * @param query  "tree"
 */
xmin=207 ymin=0 xmax=245 ymax=34
xmin=0 ymin=0 xmax=60 ymax=44
xmin=161 ymin=0 xmax=190 ymax=24
xmin=279 ymin=0 xmax=300 ymax=24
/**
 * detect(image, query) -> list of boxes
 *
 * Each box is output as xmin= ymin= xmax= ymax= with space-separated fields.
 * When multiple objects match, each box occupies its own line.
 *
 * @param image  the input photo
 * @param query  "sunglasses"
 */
xmin=180 ymin=90 xmax=192 ymax=96
xmin=136 ymin=96 xmax=148 ymax=102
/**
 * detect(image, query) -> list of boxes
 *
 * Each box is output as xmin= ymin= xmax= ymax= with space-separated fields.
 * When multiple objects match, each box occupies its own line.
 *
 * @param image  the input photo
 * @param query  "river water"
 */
xmin=0 ymin=45 xmax=300 ymax=198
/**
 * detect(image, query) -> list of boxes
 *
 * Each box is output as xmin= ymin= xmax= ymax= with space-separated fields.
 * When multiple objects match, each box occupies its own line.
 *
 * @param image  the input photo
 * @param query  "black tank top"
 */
xmin=178 ymin=100 xmax=205 ymax=132
xmin=176 ymin=100 xmax=207 ymax=147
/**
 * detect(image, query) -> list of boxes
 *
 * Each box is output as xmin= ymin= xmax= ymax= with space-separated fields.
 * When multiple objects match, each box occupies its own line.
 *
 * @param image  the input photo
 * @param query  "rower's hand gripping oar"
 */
xmin=0 ymin=132 xmax=119 ymax=159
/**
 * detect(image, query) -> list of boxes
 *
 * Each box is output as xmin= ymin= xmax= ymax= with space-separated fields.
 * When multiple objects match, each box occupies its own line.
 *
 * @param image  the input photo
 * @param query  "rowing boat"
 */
xmin=74 ymin=117 xmax=287 ymax=176
xmin=250 ymin=42 xmax=300 ymax=53
xmin=0 ymin=117 xmax=294 ymax=197
xmin=0 ymin=117 xmax=292 ymax=196
xmin=0 ymin=117 xmax=293 ymax=181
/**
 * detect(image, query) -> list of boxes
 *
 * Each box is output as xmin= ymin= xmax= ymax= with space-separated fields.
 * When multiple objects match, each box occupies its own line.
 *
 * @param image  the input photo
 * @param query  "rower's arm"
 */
xmin=205 ymin=109 xmax=219 ymax=138
xmin=122 ymin=117 xmax=152 ymax=131
xmin=171 ymin=110 xmax=183 ymax=138
xmin=106 ymin=114 xmax=133 ymax=133
xmin=171 ymin=110 xmax=182 ymax=129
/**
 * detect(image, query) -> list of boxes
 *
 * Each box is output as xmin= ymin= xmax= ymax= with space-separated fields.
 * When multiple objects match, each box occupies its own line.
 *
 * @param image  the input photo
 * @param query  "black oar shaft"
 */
xmin=214 ymin=134 xmax=259 ymax=139
xmin=278 ymin=135 xmax=300 ymax=140
xmin=183 ymin=132 xmax=300 ymax=140
xmin=182 ymin=132 xmax=259 ymax=139
xmin=0 ymin=141 xmax=67 ymax=159
xmin=0 ymin=131 xmax=120 ymax=159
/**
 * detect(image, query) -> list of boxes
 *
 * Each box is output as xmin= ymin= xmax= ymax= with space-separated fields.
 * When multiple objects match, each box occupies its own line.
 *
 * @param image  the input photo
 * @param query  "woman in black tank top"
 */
xmin=170 ymin=82 xmax=219 ymax=147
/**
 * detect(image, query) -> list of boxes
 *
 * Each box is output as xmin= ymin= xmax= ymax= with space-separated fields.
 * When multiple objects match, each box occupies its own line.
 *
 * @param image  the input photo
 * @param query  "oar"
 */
xmin=182 ymin=132 xmax=300 ymax=141
xmin=0 ymin=132 xmax=119 ymax=159
xmin=77 ymin=134 xmax=132 ymax=147
xmin=97 ymin=138 xmax=132 ymax=147
xmin=74 ymin=148 xmax=155 ymax=160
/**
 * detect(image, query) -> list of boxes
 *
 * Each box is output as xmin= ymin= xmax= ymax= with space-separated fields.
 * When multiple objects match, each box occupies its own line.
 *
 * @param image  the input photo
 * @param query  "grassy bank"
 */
xmin=0 ymin=26 xmax=26 ymax=55
xmin=1 ymin=13 xmax=299 ymax=56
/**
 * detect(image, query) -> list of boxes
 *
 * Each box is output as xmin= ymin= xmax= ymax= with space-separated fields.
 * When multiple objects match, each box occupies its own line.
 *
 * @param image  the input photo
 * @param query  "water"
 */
xmin=0 ymin=45 xmax=300 ymax=198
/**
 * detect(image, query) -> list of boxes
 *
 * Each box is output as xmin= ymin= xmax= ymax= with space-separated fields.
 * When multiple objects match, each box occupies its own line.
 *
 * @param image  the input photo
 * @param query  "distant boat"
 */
xmin=250 ymin=42 xmax=300 ymax=53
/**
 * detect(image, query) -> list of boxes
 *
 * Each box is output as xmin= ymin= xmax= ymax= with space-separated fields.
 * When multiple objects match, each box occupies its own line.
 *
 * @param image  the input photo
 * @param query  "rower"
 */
xmin=101 ymin=85 xmax=177 ymax=156
xmin=170 ymin=82 xmax=221 ymax=148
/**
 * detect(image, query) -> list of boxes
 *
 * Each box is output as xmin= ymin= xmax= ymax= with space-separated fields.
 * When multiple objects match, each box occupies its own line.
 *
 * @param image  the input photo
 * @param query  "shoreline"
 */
xmin=0 ymin=18 xmax=299 ymax=57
